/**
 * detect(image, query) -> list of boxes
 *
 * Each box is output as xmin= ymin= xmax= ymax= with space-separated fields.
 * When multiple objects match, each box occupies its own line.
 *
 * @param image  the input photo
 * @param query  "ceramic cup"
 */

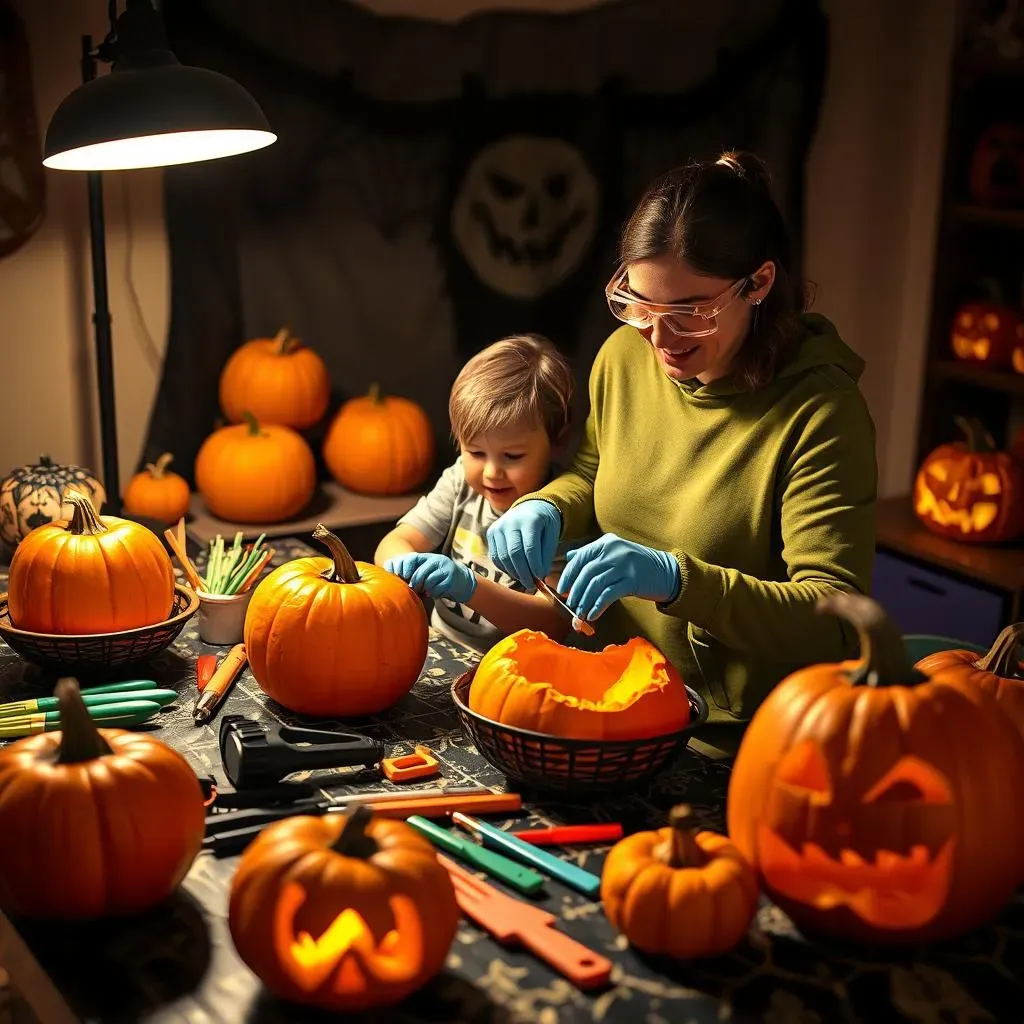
xmin=196 ymin=588 xmax=252 ymax=646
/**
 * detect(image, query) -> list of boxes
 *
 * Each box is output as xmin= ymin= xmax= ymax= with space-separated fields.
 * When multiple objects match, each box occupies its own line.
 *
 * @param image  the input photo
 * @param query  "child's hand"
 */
xmin=384 ymin=553 xmax=477 ymax=603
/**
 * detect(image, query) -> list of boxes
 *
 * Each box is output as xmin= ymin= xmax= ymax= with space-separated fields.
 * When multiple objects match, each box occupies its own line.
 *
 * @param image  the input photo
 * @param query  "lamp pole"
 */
xmin=80 ymin=34 xmax=122 ymax=514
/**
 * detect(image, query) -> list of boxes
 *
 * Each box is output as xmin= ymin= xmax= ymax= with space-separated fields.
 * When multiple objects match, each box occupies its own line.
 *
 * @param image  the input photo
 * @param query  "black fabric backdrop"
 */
xmin=142 ymin=0 xmax=828 ymax=487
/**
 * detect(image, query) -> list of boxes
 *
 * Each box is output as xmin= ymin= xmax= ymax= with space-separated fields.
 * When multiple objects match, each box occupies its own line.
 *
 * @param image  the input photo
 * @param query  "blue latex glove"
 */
xmin=556 ymin=533 xmax=680 ymax=622
xmin=385 ymin=553 xmax=477 ymax=603
xmin=486 ymin=499 xmax=562 ymax=588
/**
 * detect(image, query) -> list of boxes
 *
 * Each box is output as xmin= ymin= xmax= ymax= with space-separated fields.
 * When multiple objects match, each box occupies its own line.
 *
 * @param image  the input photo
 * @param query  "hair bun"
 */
xmin=715 ymin=150 xmax=773 ymax=192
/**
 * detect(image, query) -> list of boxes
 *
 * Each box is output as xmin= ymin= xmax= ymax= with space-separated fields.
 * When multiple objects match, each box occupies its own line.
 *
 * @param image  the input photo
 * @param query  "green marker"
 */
xmin=80 ymin=679 xmax=161 ymax=695
xmin=0 ymin=689 xmax=179 ymax=720
xmin=0 ymin=700 xmax=163 ymax=739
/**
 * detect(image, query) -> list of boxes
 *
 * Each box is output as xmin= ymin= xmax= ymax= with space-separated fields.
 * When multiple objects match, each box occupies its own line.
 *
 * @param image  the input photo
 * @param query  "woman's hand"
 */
xmin=385 ymin=553 xmax=477 ymax=603
xmin=557 ymin=533 xmax=680 ymax=621
xmin=486 ymin=499 xmax=562 ymax=586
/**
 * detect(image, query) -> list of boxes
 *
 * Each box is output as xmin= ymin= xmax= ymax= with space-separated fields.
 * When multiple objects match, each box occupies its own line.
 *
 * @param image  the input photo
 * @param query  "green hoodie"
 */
xmin=529 ymin=314 xmax=877 ymax=755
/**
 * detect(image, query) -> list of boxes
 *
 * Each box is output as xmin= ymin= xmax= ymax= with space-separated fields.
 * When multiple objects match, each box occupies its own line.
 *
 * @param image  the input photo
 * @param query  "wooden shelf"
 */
xmin=876 ymin=496 xmax=1024 ymax=594
xmin=950 ymin=204 xmax=1024 ymax=230
xmin=930 ymin=360 xmax=1024 ymax=395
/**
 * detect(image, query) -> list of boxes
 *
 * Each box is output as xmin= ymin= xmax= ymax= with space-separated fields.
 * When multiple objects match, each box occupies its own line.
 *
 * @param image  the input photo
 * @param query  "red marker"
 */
xmin=196 ymin=655 xmax=218 ymax=692
xmin=510 ymin=824 xmax=623 ymax=846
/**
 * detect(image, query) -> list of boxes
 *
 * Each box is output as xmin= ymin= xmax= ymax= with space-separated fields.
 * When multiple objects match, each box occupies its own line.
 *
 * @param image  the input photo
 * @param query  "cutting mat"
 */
xmin=185 ymin=482 xmax=420 ymax=543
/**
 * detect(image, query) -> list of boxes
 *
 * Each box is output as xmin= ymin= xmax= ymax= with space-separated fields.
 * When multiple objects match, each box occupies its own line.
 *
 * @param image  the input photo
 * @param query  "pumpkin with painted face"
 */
xmin=913 ymin=416 xmax=1023 ymax=543
xmin=228 ymin=807 xmax=459 ymax=1012
xmin=727 ymin=592 xmax=1024 ymax=944
xmin=949 ymin=300 xmax=1023 ymax=368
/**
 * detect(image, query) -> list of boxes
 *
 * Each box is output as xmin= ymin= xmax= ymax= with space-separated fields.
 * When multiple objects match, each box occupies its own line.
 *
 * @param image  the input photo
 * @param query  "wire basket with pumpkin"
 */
xmin=0 ymin=489 xmax=198 ymax=671
xmin=451 ymin=629 xmax=707 ymax=796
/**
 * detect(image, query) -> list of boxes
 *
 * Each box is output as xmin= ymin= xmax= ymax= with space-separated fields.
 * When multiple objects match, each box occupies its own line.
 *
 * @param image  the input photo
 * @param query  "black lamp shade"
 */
xmin=43 ymin=63 xmax=276 ymax=171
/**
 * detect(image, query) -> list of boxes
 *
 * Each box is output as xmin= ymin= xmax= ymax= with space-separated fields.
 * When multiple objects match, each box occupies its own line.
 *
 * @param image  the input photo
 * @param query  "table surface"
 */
xmin=1 ymin=538 xmax=1023 ymax=1023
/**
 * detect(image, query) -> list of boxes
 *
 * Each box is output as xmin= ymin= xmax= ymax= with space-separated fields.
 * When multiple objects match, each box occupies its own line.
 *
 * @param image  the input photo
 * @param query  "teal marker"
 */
xmin=0 ymin=699 xmax=163 ymax=739
xmin=80 ymin=679 xmax=161 ymax=695
xmin=0 ymin=689 xmax=178 ymax=720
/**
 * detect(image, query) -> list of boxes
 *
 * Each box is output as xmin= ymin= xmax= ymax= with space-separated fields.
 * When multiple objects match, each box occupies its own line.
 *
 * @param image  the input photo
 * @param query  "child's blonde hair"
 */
xmin=449 ymin=334 xmax=574 ymax=447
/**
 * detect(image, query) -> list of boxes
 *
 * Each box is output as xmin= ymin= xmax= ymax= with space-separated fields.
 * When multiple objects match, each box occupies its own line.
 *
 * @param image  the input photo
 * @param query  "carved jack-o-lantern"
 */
xmin=913 ymin=416 xmax=1023 ymax=543
xmin=969 ymin=122 xmax=1024 ymax=207
xmin=451 ymin=134 xmax=599 ymax=300
xmin=727 ymin=593 xmax=1024 ymax=944
xmin=949 ymin=301 xmax=1024 ymax=368
xmin=228 ymin=808 xmax=459 ymax=1012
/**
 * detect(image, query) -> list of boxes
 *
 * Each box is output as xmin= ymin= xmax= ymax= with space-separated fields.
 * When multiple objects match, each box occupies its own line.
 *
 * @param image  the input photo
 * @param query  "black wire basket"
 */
xmin=451 ymin=667 xmax=709 ymax=796
xmin=0 ymin=584 xmax=200 ymax=672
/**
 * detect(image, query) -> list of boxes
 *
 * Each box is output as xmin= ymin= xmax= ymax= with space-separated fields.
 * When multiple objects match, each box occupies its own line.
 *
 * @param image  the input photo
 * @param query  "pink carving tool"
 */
xmin=437 ymin=853 xmax=612 ymax=990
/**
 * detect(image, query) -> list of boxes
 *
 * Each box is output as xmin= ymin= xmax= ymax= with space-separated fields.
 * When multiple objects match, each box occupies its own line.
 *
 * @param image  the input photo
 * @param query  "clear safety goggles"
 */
xmin=605 ymin=266 xmax=749 ymax=338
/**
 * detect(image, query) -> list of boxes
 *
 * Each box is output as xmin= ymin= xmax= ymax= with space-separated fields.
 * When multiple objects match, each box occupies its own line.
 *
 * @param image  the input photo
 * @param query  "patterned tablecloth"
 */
xmin=0 ymin=538 xmax=1022 ymax=1023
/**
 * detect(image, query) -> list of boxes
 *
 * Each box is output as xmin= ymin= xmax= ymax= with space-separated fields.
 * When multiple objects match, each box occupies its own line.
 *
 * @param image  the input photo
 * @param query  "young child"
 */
xmin=375 ymin=333 xmax=575 ymax=653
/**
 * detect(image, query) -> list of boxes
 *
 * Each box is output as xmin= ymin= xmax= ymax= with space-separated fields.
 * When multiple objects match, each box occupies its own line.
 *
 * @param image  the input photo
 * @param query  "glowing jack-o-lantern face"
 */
xmin=913 ymin=416 xmax=1022 ymax=544
xmin=228 ymin=809 xmax=460 ymax=1012
xmin=451 ymin=134 xmax=599 ymax=300
xmin=949 ymin=302 xmax=1023 ymax=368
xmin=728 ymin=592 xmax=1024 ymax=944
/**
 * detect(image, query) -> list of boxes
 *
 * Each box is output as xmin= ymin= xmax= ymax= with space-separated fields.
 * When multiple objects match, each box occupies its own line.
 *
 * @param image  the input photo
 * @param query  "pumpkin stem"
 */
xmin=39 ymin=454 xmax=54 ymax=467
xmin=64 ymin=488 xmax=107 ymax=536
xmin=146 ymin=453 xmax=174 ymax=479
xmin=312 ymin=523 xmax=361 ymax=583
xmin=816 ymin=592 xmax=927 ymax=687
xmin=272 ymin=327 xmax=300 ymax=355
xmin=331 ymin=806 xmax=378 ymax=858
xmin=954 ymin=415 xmax=996 ymax=454
xmin=660 ymin=804 xmax=705 ymax=868
xmin=242 ymin=411 xmax=263 ymax=437
xmin=974 ymin=622 xmax=1024 ymax=678
xmin=367 ymin=382 xmax=383 ymax=404
xmin=54 ymin=678 xmax=114 ymax=764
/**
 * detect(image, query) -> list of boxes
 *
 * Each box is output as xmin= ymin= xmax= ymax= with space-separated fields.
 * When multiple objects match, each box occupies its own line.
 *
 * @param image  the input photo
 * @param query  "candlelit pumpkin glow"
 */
xmin=949 ymin=301 xmax=1023 ymax=368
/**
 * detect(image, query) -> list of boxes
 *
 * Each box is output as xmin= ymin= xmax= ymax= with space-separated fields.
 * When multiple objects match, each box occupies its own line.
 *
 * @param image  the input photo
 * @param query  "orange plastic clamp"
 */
xmin=382 ymin=744 xmax=440 ymax=783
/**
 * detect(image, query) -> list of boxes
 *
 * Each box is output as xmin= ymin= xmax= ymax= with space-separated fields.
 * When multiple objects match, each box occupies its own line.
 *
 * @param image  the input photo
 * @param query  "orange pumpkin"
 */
xmin=968 ymin=122 xmax=1024 ymax=207
xmin=244 ymin=524 xmax=428 ymax=717
xmin=220 ymin=327 xmax=331 ymax=430
xmin=468 ymin=630 xmax=691 ymax=741
xmin=601 ymin=804 xmax=759 ymax=959
xmin=912 ymin=416 xmax=1023 ymax=543
xmin=915 ymin=622 xmax=1024 ymax=741
xmin=323 ymin=384 xmax=433 ymax=496
xmin=195 ymin=412 xmax=317 ymax=524
xmin=122 ymin=452 xmax=191 ymax=525
xmin=949 ymin=301 xmax=1023 ymax=368
xmin=7 ymin=489 xmax=175 ymax=634
xmin=0 ymin=678 xmax=205 ymax=918
xmin=727 ymin=592 xmax=1024 ymax=945
xmin=228 ymin=807 xmax=458 ymax=1012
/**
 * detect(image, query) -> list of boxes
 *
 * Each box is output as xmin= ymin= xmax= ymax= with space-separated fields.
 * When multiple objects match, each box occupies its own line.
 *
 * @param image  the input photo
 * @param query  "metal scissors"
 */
xmin=533 ymin=576 xmax=596 ymax=636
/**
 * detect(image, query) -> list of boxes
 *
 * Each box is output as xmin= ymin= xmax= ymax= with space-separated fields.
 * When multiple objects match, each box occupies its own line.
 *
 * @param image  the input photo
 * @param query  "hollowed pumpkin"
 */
xmin=244 ymin=524 xmax=428 ymax=717
xmin=7 ymin=489 xmax=175 ymax=634
xmin=727 ymin=592 xmax=1024 ymax=944
xmin=468 ymin=630 xmax=691 ymax=741
xmin=228 ymin=807 xmax=459 ymax=1012
xmin=949 ymin=300 xmax=1023 ymax=368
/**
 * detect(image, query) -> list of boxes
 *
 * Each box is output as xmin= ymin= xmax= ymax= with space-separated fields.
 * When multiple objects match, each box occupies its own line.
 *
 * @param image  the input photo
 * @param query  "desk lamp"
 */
xmin=43 ymin=0 xmax=276 ymax=515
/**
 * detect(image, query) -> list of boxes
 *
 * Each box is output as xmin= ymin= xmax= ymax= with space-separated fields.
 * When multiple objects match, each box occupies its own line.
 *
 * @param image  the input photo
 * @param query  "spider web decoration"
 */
xmin=435 ymin=76 xmax=625 ymax=361
xmin=0 ymin=3 xmax=44 ymax=260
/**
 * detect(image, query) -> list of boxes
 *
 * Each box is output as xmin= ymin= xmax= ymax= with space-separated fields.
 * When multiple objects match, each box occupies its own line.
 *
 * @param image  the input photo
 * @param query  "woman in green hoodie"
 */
xmin=486 ymin=150 xmax=878 ymax=757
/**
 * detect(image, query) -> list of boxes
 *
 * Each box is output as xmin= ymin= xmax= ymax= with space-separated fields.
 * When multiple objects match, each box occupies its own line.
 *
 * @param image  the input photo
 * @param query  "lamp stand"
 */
xmin=81 ymin=34 xmax=122 ymax=515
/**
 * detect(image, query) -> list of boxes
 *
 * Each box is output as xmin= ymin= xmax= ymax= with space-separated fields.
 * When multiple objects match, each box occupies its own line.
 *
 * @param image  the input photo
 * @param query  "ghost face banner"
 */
xmin=437 ymin=78 xmax=623 ymax=360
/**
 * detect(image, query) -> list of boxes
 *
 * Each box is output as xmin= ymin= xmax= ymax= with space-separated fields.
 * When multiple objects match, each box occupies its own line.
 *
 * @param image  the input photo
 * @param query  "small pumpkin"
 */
xmin=323 ymin=384 xmax=434 ymax=496
xmin=7 ymin=489 xmax=175 ymax=634
xmin=219 ymin=326 xmax=331 ymax=430
xmin=949 ymin=300 xmax=1024 ymax=368
xmin=968 ymin=122 xmax=1024 ymax=207
xmin=228 ymin=806 xmax=459 ymax=1012
xmin=912 ymin=415 xmax=1023 ymax=543
xmin=468 ymin=629 xmax=691 ymax=741
xmin=195 ymin=411 xmax=317 ymax=524
xmin=244 ymin=524 xmax=428 ymax=717
xmin=122 ymin=452 xmax=191 ymax=525
xmin=727 ymin=592 xmax=1024 ymax=945
xmin=601 ymin=804 xmax=759 ymax=959
xmin=0 ymin=678 xmax=205 ymax=918
xmin=915 ymin=622 xmax=1024 ymax=741
xmin=0 ymin=453 xmax=106 ymax=548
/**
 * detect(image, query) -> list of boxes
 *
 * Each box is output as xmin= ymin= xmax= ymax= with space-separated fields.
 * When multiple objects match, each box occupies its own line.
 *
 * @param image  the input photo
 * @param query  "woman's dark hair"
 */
xmin=620 ymin=150 xmax=809 ymax=389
